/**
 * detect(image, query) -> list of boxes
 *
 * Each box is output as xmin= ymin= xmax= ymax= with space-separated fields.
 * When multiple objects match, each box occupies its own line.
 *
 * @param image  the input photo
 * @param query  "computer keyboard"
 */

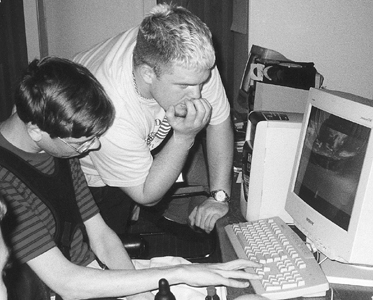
xmin=225 ymin=216 xmax=329 ymax=299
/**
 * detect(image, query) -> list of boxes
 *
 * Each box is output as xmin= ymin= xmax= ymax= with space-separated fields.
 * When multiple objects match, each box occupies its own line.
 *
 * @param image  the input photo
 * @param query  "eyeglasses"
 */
xmin=57 ymin=136 xmax=99 ymax=154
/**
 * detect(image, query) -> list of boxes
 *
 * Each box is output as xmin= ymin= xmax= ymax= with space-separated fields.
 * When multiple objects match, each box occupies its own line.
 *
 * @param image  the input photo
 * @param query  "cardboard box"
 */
xmin=254 ymin=82 xmax=309 ymax=114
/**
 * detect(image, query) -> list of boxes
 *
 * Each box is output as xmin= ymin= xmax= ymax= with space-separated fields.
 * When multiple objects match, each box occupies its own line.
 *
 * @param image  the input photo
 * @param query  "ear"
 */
xmin=139 ymin=64 xmax=156 ymax=84
xmin=26 ymin=123 xmax=43 ymax=142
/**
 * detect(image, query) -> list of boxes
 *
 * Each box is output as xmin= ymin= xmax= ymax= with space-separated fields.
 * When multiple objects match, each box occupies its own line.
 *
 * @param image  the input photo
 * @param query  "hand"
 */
xmin=179 ymin=259 xmax=262 ymax=288
xmin=189 ymin=198 xmax=229 ymax=233
xmin=166 ymin=98 xmax=212 ymax=144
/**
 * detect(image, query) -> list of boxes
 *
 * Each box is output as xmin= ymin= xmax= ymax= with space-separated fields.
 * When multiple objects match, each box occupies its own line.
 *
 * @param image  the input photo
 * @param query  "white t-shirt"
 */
xmin=74 ymin=26 xmax=230 ymax=188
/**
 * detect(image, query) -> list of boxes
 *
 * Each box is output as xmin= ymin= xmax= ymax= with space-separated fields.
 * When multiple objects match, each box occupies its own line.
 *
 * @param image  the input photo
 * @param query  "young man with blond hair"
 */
xmin=74 ymin=3 xmax=234 ymax=237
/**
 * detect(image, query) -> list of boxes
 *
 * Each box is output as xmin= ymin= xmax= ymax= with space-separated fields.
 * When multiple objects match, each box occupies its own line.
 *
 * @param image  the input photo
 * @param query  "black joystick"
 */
xmin=154 ymin=278 xmax=176 ymax=300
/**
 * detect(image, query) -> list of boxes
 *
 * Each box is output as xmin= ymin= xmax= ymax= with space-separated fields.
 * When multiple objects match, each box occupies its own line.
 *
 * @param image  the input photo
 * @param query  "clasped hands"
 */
xmin=166 ymin=98 xmax=212 ymax=142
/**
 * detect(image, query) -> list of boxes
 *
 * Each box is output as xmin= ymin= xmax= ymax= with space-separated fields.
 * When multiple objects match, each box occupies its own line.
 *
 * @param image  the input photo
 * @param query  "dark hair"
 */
xmin=15 ymin=57 xmax=115 ymax=139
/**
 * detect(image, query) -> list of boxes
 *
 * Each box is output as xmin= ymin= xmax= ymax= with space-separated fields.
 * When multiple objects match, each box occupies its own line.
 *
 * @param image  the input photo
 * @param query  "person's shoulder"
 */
xmin=74 ymin=26 xmax=139 ymax=63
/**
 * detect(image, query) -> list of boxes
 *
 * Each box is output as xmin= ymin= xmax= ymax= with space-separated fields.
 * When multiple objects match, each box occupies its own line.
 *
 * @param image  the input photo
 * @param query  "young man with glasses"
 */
xmin=0 ymin=57 xmax=262 ymax=300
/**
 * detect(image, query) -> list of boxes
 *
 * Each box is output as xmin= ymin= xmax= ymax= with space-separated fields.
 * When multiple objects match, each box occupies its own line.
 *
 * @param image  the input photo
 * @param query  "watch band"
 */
xmin=210 ymin=189 xmax=230 ymax=203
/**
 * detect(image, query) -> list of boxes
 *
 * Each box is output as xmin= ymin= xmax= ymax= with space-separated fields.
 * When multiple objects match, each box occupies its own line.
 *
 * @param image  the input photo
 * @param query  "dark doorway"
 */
xmin=0 ymin=0 xmax=28 ymax=121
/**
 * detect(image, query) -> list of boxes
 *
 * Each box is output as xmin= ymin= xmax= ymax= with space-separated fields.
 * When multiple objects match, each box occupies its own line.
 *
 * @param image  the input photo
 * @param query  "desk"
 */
xmin=215 ymin=173 xmax=373 ymax=300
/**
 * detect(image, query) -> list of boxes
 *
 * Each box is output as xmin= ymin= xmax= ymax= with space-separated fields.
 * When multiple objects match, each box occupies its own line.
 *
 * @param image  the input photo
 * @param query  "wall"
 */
xmin=23 ymin=0 xmax=156 ymax=61
xmin=248 ymin=0 xmax=373 ymax=100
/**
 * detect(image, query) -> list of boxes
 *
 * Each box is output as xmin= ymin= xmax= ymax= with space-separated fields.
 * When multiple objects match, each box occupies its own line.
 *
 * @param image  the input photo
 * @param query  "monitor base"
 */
xmin=320 ymin=254 xmax=373 ymax=287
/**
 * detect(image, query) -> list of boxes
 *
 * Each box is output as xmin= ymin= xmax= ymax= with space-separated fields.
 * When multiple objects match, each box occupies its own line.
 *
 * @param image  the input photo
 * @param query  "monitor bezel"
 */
xmin=285 ymin=88 xmax=373 ymax=265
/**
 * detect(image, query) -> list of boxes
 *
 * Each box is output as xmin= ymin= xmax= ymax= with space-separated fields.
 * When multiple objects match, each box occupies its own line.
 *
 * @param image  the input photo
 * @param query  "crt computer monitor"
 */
xmin=285 ymin=88 xmax=373 ymax=284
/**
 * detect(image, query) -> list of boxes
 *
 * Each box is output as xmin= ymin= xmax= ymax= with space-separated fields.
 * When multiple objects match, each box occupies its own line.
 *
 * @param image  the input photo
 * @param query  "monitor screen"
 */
xmin=286 ymin=88 xmax=373 ymax=266
xmin=294 ymin=106 xmax=370 ymax=231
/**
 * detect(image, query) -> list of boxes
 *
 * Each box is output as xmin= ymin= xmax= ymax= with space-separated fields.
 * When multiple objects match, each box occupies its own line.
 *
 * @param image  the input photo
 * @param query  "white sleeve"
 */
xmin=88 ymin=116 xmax=153 ymax=187
xmin=202 ymin=66 xmax=231 ymax=125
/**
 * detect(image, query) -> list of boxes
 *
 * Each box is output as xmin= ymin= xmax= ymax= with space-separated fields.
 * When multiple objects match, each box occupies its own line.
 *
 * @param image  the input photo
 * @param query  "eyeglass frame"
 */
xmin=57 ymin=136 xmax=99 ymax=154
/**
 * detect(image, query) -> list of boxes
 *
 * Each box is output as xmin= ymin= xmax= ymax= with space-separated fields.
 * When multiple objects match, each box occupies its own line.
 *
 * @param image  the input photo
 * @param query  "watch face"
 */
xmin=216 ymin=190 xmax=226 ymax=201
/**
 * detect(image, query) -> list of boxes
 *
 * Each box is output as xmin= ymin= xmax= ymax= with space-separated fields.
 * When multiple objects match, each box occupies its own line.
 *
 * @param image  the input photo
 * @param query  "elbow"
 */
xmin=121 ymin=188 xmax=162 ymax=207
xmin=120 ymin=188 xmax=160 ymax=207
xmin=53 ymin=281 xmax=82 ymax=300
xmin=139 ymin=198 xmax=161 ymax=207
xmin=131 ymin=193 xmax=161 ymax=207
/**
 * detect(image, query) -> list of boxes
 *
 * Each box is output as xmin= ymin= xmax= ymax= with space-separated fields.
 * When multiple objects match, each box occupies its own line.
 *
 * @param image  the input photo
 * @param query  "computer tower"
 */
xmin=240 ymin=111 xmax=303 ymax=223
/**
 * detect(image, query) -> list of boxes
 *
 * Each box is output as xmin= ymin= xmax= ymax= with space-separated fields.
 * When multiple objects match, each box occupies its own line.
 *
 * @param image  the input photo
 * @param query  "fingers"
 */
xmin=168 ymin=98 xmax=212 ymax=123
xmin=213 ymin=259 xmax=262 ymax=271
xmin=174 ymin=102 xmax=188 ymax=118
xmin=189 ymin=207 xmax=197 ymax=227
xmin=193 ymin=98 xmax=212 ymax=123
xmin=181 ymin=259 xmax=262 ymax=290
xmin=205 ymin=214 xmax=219 ymax=233
xmin=189 ymin=206 xmax=212 ymax=233
xmin=173 ymin=98 xmax=212 ymax=118
xmin=211 ymin=268 xmax=261 ymax=288
xmin=190 ymin=207 xmax=216 ymax=233
xmin=189 ymin=200 xmax=228 ymax=233
xmin=166 ymin=105 xmax=176 ymax=118
xmin=166 ymin=99 xmax=212 ymax=142
xmin=223 ymin=278 xmax=251 ymax=289
xmin=183 ymin=98 xmax=211 ymax=124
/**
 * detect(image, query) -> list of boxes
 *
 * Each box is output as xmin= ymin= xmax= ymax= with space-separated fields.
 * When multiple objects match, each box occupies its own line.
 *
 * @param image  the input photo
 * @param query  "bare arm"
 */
xmin=28 ymin=248 xmax=261 ymax=299
xmin=122 ymin=98 xmax=212 ymax=206
xmin=189 ymin=116 xmax=234 ymax=232
xmin=26 ymin=212 xmax=261 ymax=300
xmin=206 ymin=115 xmax=234 ymax=195
xmin=84 ymin=214 xmax=154 ymax=300
xmin=85 ymin=214 xmax=133 ymax=270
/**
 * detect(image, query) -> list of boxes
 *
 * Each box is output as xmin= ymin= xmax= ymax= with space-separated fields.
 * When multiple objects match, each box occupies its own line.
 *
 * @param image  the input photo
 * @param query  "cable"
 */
xmin=318 ymin=254 xmax=328 ymax=265
xmin=329 ymin=286 xmax=334 ymax=300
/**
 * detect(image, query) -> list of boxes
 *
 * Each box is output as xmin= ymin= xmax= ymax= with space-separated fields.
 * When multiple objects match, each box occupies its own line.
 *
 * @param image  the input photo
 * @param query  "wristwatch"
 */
xmin=210 ymin=189 xmax=230 ymax=203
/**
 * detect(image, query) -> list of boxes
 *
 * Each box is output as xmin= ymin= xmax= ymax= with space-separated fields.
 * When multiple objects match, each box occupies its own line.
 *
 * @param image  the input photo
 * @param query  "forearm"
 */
xmin=55 ymin=260 xmax=256 ymax=299
xmin=188 ymin=118 xmax=234 ymax=232
xmin=125 ymin=132 xmax=194 ymax=206
xmin=30 ymin=247 xmax=260 ymax=299
xmin=56 ymin=262 xmax=184 ymax=299
xmin=91 ymin=230 xmax=134 ymax=270
xmin=75 ymin=258 xmax=261 ymax=298
xmin=121 ymin=99 xmax=212 ymax=206
xmin=206 ymin=118 xmax=234 ymax=193
xmin=29 ymin=246 xmax=171 ymax=299
xmin=76 ymin=216 xmax=153 ymax=299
